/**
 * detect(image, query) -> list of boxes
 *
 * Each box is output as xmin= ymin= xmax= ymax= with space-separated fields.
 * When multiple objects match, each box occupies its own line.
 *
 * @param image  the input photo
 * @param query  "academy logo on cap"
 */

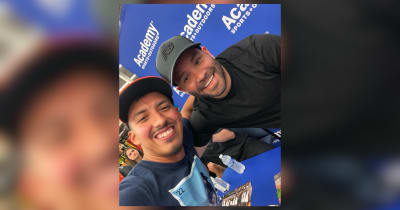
xmin=162 ymin=42 xmax=174 ymax=61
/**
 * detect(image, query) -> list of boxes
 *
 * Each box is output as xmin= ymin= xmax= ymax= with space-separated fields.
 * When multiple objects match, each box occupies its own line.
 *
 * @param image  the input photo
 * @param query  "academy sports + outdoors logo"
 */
xmin=180 ymin=4 xmax=216 ymax=41
xmin=133 ymin=20 xmax=159 ymax=70
xmin=222 ymin=4 xmax=257 ymax=34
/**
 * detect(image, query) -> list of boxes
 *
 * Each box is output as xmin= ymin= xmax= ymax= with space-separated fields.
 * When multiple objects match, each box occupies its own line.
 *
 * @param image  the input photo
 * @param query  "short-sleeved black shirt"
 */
xmin=190 ymin=34 xmax=281 ymax=147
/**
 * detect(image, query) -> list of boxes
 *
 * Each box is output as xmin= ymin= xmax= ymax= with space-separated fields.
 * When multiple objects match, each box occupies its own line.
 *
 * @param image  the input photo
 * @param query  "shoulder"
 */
xmin=120 ymin=164 xmax=152 ymax=190
xmin=119 ymin=170 xmax=154 ymax=205
xmin=217 ymin=34 xmax=280 ymax=59
xmin=239 ymin=34 xmax=280 ymax=47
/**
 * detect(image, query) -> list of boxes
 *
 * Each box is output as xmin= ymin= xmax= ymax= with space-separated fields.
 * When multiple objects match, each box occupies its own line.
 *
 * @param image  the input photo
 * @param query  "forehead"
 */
xmin=126 ymin=148 xmax=135 ymax=153
xmin=174 ymin=47 xmax=200 ymax=73
xmin=19 ymin=68 xmax=113 ymax=126
xmin=128 ymin=92 xmax=170 ymax=114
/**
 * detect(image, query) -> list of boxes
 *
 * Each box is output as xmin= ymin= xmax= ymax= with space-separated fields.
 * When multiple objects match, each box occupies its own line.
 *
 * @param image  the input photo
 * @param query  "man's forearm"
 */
xmin=194 ymin=143 xmax=209 ymax=158
xmin=181 ymin=95 xmax=195 ymax=119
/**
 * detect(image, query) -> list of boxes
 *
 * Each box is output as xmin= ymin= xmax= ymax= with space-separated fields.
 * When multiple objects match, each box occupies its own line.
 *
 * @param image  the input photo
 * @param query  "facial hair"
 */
xmin=151 ymin=119 xmax=184 ymax=157
xmin=193 ymin=60 xmax=227 ymax=99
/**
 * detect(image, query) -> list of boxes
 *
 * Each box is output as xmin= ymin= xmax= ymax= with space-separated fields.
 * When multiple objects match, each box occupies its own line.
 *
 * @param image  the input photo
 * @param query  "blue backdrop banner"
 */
xmin=119 ymin=3 xmax=281 ymax=109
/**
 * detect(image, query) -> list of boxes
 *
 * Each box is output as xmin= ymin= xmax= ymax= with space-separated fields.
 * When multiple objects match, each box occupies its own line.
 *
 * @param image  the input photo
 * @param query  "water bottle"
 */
xmin=210 ymin=176 xmax=230 ymax=193
xmin=219 ymin=154 xmax=245 ymax=174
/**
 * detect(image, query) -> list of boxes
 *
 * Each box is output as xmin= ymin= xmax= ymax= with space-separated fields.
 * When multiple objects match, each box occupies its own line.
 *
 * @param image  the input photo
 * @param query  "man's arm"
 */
xmin=212 ymin=128 xmax=235 ymax=143
xmin=181 ymin=96 xmax=233 ymax=157
xmin=181 ymin=95 xmax=211 ymax=157
xmin=181 ymin=95 xmax=195 ymax=119
xmin=195 ymin=129 xmax=236 ymax=157
xmin=194 ymin=144 xmax=209 ymax=158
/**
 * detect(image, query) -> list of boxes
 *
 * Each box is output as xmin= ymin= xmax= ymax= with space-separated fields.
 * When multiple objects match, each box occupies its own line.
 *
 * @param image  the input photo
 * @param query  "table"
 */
xmin=218 ymin=146 xmax=281 ymax=206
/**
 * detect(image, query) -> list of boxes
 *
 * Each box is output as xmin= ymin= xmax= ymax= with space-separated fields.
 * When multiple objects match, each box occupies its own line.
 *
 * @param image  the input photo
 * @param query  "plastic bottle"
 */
xmin=210 ymin=177 xmax=230 ymax=193
xmin=219 ymin=154 xmax=245 ymax=174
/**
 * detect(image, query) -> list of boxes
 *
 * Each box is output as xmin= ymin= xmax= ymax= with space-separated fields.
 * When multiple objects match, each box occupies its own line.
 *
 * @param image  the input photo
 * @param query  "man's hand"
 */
xmin=207 ymin=162 xmax=226 ymax=178
xmin=212 ymin=129 xmax=235 ymax=143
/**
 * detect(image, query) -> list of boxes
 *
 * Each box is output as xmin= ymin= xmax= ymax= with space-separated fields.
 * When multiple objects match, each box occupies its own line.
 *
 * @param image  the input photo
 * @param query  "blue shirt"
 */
xmin=119 ymin=118 xmax=218 ymax=206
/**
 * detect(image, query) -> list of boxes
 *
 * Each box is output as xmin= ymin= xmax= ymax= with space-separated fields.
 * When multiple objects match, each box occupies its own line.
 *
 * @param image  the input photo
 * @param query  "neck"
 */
xmin=142 ymin=146 xmax=185 ymax=163
xmin=134 ymin=155 xmax=142 ymax=163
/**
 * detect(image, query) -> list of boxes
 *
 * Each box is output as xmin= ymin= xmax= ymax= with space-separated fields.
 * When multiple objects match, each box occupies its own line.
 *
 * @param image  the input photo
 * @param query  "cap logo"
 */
xmin=162 ymin=42 xmax=174 ymax=62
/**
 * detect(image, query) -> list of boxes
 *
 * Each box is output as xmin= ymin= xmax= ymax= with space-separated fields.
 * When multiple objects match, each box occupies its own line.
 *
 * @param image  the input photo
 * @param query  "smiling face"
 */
xmin=127 ymin=92 xmax=184 ymax=163
xmin=173 ymin=47 xmax=231 ymax=99
xmin=17 ymin=68 xmax=118 ymax=210
xmin=125 ymin=147 xmax=142 ymax=162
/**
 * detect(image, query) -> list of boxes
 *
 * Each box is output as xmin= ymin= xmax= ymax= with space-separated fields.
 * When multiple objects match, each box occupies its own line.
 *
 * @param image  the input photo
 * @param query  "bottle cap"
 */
xmin=219 ymin=154 xmax=223 ymax=159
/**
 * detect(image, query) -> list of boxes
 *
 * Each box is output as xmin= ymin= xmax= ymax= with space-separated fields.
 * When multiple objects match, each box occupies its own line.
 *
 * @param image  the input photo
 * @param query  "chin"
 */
xmin=169 ymin=142 xmax=184 ymax=156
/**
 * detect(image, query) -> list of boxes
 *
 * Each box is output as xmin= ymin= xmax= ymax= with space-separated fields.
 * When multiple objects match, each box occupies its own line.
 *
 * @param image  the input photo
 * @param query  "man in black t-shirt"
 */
xmin=156 ymin=34 xmax=281 ymax=152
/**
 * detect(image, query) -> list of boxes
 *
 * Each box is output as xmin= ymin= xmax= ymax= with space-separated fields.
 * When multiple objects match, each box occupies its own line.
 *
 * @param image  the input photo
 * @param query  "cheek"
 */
xmin=21 ymin=143 xmax=79 ymax=189
xmin=133 ymin=124 xmax=153 ymax=141
xmin=169 ymin=109 xmax=182 ymax=121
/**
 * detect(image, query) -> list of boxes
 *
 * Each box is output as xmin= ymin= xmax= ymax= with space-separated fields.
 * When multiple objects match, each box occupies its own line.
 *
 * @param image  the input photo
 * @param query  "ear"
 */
xmin=128 ymin=131 xmax=140 ymax=146
xmin=201 ymin=46 xmax=214 ymax=58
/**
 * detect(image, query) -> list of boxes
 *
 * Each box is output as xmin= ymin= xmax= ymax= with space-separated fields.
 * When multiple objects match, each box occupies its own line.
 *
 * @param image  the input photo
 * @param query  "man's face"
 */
xmin=18 ymin=68 xmax=118 ymax=210
xmin=125 ymin=148 xmax=142 ymax=162
xmin=173 ymin=47 xmax=230 ymax=99
xmin=128 ymin=92 xmax=184 ymax=162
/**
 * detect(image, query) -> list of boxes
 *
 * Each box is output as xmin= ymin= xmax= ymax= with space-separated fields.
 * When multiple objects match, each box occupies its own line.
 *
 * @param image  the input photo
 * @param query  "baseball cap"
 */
xmin=156 ymin=36 xmax=200 ymax=86
xmin=119 ymin=76 xmax=173 ymax=124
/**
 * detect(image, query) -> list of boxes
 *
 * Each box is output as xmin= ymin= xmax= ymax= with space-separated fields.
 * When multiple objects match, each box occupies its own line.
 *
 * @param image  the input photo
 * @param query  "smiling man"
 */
xmin=119 ymin=76 xmax=217 ymax=206
xmin=156 ymin=34 xmax=281 ymax=150
xmin=2 ymin=39 xmax=119 ymax=210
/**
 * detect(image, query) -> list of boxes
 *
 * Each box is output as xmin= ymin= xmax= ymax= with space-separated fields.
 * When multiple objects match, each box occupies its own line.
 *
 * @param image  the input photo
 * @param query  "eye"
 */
xmin=183 ymin=75 xmax=189 ymax=83
xmin=161 ymin=104 xmax=171 ymax=111
xmin=195 ymin=57 xmax=201 ymax=65
xmin=137 ymin=115 xmax=148 ymax=123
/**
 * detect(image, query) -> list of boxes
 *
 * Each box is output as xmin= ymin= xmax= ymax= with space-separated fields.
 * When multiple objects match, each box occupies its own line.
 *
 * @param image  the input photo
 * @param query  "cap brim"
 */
xmin=169 ymin=43 xmax=201 ymax=86
xmin=119 ymin=76 xmax=172 ymax=123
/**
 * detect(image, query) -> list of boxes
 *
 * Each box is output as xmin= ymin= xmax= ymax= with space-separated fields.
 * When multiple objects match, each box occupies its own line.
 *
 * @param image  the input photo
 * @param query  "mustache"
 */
xmin=198 ymin=66 xmax=216 ymax=91
xmin=74 ymin=140 xmax=117 ymax=187
xmin=151 ymin=120 xmax=175 ymax=138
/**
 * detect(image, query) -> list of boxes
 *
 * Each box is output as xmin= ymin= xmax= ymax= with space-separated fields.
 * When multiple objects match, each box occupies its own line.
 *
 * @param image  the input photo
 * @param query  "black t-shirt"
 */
xmin=190 ymin=34 xmax=281 ymax=147
xmin=201 ymin=131 xmax=275 ymax=167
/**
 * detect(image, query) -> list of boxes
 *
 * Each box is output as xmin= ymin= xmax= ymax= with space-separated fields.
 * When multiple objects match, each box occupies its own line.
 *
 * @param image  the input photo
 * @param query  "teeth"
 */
xmin=156 ymin=127 xmax=173 ymax=139
xmin=205 ymin=74 xmax=213 ymax=88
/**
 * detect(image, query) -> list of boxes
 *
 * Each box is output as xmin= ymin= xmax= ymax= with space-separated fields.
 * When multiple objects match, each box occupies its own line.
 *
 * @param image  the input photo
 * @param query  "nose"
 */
xmin=195 ymin=68 xmax=208 ymax=85
xmin=152 ymin=110 xmax=168 ymax=129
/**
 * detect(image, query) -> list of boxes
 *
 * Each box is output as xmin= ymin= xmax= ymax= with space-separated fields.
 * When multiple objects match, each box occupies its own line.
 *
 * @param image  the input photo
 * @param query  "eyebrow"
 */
xmin=157 ymin=100 xmax=168 ymax=107
xmin=133 ymin=109 xmax=147 ymax=120
xmin=132 ymin=100 xmax=168 ymax=120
